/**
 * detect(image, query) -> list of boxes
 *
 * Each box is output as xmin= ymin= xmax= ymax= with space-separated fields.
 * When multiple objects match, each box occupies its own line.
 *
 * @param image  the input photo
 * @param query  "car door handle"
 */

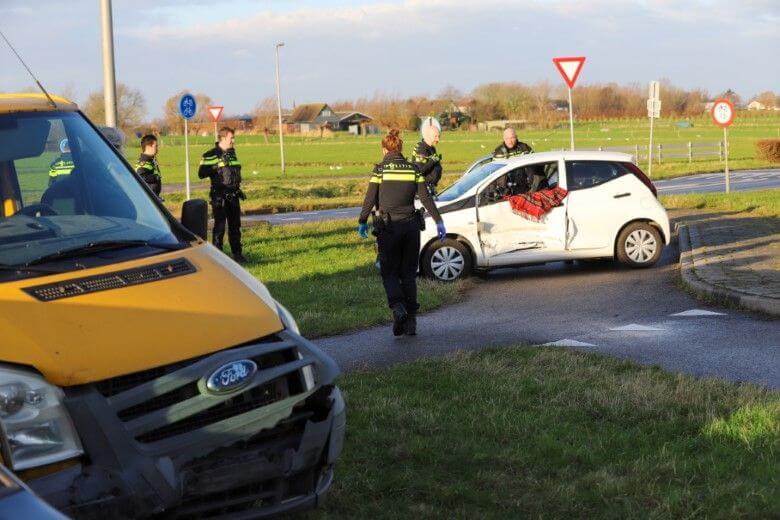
xmin=613 ymin=192 xmax=631 ymax=198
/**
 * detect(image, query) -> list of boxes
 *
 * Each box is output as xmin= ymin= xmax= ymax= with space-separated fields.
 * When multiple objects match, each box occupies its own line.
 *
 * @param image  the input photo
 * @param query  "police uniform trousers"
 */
xmin=212 ymin=193 xmax=242 ymax=255
xmin=377 ymin=217 xmax=420 ymax=314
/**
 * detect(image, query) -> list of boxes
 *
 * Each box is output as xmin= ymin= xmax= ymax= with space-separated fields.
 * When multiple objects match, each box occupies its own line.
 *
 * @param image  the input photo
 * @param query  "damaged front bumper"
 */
xmin=28 ymin=330 xmax=346 ymax=519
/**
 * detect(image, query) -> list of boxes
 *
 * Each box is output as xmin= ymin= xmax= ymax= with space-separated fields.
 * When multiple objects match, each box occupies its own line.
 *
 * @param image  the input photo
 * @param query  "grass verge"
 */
xmin=661 ymin=188 xmax=780 ymax=217
xmin=237 ymin=220 xmax=467 ymax=337
xmin=312 ymin=346 xmax=779 ymax=518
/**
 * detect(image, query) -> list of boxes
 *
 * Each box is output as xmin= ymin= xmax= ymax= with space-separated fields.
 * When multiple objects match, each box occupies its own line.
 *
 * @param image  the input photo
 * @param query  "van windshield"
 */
xmin=436 ymin=161 xmax=504 ymax=202
xmin=0 ymin=111 xmax=183 ymax=276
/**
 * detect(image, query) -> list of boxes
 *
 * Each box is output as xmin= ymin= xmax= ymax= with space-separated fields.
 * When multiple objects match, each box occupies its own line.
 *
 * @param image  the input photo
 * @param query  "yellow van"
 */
xmin=0 ymin=94 xmax=345 ymax=518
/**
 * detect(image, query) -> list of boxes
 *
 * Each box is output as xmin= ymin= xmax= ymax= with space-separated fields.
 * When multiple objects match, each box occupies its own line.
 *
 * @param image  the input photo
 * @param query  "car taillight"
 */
xmin=623 ymin=162 xmax=657 ymax=198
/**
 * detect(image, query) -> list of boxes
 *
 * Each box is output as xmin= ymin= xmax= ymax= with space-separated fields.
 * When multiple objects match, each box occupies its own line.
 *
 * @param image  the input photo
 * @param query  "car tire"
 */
xmin=422 ymin=238 xmax=472 ymax=281
xmin=616 ymin=222 xmax=663 ymax=268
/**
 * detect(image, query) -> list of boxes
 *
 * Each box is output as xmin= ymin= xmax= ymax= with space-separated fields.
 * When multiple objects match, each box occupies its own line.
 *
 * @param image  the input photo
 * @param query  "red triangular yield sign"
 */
xmin=208 ymin=106 xmax=224 ymax=122
xmin=552 ymin=57 xmax=586 ymax=89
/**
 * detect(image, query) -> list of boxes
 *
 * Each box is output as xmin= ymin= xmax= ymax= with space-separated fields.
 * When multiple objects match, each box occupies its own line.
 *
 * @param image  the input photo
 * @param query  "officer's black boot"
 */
xmin=233 ymin=253 xmax=248 ymax=264
xmin=391 ymin=302 xmax=408 ymax=337
xmin=404 ymin=314 xmax=416 ymax=336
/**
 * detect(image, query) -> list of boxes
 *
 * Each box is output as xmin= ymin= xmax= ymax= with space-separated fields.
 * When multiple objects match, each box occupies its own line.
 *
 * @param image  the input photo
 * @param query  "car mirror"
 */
xmin=181 ymin=199 xmax=208 ymax=240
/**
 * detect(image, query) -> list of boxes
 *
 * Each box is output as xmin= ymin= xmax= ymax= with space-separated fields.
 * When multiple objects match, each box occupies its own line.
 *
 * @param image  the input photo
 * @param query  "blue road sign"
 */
xmin=179 ymin=93 xmax=197 ymax=120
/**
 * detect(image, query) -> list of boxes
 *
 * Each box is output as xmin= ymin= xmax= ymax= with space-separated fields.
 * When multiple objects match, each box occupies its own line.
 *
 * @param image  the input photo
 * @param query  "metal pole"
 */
xmin=275 ymin=43 xmax=286 ymax=175
xmin=647 ymin=114 xmax=654 ymax=177
xmin=99 ymin=0 xmax=117 ymax=127
xmin=724 ymin=127 xmax=730 ymax=194
xmin=567 ymin=86 xmax=574 ymax=151
xmin=184 ymin=118 xmax=191 ymax=200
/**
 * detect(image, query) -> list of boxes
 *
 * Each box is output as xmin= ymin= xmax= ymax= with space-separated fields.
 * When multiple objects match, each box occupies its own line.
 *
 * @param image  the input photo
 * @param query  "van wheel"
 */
xmin=423 ymin=239 xmax=472 ymax=281
xmin=616 ymin=222 xmax=663 ymax=268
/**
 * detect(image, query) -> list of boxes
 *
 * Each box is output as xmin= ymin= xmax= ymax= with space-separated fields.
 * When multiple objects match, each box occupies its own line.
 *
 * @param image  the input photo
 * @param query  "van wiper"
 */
xmin=25 ymin=239 xmax=186 ymax=266
xmin=0 ymin=263 xmax=64 ymax=274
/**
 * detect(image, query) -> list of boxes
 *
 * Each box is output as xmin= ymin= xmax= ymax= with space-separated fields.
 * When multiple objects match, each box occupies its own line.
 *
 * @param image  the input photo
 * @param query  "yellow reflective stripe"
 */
xmin=381 ymin=173 xmax=417 ymax=182
xmin=136 ymin=162 xmax=155 ymax=171
xmin=200 ymin=156 xmax=218 ymax=165
xmin=416 ymin=176 xmax=426 ymax=183
xmin=369 ymin=176 xmax=382 ymax=184
xmin=3 ymin=198 xmax=16 ymax=217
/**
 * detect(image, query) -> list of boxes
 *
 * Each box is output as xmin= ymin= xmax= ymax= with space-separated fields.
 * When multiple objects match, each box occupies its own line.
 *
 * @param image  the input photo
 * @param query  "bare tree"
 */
xmin=253 ymin=96 xmax=277 ymax=142
xmin=753 ymin=91 xmax=777 ymax=108
xmin=83 ymin=83 xmax=146 ymax=130
xmin=163 ymin=91 xmax=213 ymax=134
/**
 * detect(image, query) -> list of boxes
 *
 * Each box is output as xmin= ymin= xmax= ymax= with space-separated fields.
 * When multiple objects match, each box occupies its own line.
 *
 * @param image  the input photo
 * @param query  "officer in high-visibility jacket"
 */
xmin=48 ymin=139 xmax=74 ymax=186
xmin=410 ymin=123 xmax=442 ymax=194
xmin=198 ymin=126 xmax=247 ymax=263
xmin=358 ymin=129 xmax=445 ymax=337
xmin=135 ymin=134 xmax=162 ymax=197
xmin=493 ymin=127 xmax=533 ymax=158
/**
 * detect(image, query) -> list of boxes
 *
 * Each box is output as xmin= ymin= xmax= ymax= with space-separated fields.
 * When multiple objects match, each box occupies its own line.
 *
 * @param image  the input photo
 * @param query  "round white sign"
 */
xmin=711 ymin=99 xmax=735 ymax=128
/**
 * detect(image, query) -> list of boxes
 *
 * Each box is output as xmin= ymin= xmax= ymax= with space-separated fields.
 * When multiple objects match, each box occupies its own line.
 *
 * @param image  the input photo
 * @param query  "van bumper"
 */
xmin=28 ymin=331 xmax=346 ymax=519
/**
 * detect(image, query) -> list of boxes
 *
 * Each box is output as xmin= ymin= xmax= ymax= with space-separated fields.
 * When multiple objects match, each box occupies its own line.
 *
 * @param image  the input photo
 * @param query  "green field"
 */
xmin=128 ymin=113 xmax=780 ymax=186
xmin=311 ymin=346 xmax=779 ymax=518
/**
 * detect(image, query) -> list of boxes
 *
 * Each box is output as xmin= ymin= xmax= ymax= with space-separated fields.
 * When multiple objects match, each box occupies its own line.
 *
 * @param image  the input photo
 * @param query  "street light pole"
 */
xmin=274 ymin=42 xmax=285 ymax=175
xmin=99 ymin=0 xmax=118 ymax=128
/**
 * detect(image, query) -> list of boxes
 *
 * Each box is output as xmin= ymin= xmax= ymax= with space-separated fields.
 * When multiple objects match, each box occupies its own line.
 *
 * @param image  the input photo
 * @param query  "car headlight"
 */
xmin=0 ymin=367 xmax=83 ymax=471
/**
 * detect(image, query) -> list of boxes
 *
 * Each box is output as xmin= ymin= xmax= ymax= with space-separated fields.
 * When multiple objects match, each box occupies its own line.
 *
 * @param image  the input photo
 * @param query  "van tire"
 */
xmin=616 ymin=222 xmax=663 ymax=268
xmin=422 ymin=239 xmax=472 ymax=281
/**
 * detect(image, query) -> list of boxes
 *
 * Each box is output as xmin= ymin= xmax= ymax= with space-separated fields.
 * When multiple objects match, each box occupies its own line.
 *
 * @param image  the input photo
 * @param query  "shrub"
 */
xmin=755 ymin=139 xmax=780 ymax=163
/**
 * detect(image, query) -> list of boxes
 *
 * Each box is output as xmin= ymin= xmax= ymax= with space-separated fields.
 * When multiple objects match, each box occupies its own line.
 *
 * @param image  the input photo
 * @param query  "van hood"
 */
xmin=0 ymin=243 xmax=284 ymax=386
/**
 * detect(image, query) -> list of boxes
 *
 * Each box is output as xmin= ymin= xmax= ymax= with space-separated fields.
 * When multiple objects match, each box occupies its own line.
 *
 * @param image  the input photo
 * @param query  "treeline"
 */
xmin=333 ymin=81 xmax=716 ymax=130
xmin=76 ymin=82 xmax=777 ymax=135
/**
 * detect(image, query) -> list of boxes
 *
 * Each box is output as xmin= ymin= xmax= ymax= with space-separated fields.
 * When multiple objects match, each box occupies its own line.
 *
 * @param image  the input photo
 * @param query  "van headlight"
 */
xmin=0 ymin=367 xmax=83 ymax=470
xmin=275 ymin=301 xmax=300 ymax=335
xmin=275 ymin=303 xmax=316 ymax=389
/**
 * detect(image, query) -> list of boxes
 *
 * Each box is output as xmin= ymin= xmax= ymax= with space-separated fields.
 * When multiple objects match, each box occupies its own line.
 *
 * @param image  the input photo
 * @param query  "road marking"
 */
xmin=541 ymin=339 xmax=597 ymax=347
xmin=609 ymin=324 xmax=665 ymax=331
xmin=671 ymin=309 xmax=727 ymax=317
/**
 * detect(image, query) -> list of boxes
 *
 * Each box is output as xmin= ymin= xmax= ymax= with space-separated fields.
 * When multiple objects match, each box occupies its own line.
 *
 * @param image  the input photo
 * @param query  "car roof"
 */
xmin=0 ymin=93 xmax=78 ymax=114
xmin=491 ymin=150 xmax=635 ymax=166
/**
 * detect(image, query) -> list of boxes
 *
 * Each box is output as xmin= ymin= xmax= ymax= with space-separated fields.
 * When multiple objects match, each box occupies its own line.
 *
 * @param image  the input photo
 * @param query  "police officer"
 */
xmin=135 ymin=134 xmax=162 ymax=197
xmin=493 ymin=127 xmax=533 ymax=158
xmin=411 ymin=123 xmax=443 ymax=194
xmin=358 ymin=129 xmax=446 ymax=337
xmin=198 ymin=126 xmax=247 ymax=263
xmin=48 ymin=139 xmax=74 ymax=186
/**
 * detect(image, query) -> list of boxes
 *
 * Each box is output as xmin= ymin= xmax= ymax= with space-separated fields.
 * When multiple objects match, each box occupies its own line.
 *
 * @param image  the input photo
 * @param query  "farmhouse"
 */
xmin=285 ymin=103 xmax=373 ymax=134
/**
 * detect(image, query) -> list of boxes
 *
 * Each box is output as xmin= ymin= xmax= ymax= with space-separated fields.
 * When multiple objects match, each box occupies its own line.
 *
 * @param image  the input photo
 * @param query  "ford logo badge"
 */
xmin=205 ymin=360 xmax=258 ymax=395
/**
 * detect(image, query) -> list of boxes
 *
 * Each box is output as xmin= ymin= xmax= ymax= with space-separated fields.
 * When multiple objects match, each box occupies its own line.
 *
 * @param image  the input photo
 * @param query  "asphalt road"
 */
xmin=314 ymin=234 xmax=780 ymax=388
xmin=246 ymin=168 xmax=780 ymax=225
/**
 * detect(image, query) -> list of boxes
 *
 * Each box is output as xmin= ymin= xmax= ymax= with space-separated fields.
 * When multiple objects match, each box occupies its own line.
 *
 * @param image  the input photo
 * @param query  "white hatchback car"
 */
xmin=419 ymin=151 xmax=670 ymax=281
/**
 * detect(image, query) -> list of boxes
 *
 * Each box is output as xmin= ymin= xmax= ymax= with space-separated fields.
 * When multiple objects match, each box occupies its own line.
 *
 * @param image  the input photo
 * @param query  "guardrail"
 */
xmin=578 ymin=141 xmax=724 ymax=163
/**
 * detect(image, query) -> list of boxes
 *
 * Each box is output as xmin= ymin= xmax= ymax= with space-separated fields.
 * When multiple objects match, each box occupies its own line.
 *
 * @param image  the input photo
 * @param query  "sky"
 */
xmin=0 ymin=0 xmax=778 ymax=119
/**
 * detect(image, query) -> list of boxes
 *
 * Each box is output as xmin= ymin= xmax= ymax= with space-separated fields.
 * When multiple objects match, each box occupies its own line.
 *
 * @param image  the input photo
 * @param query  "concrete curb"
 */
xmin=678 ymin=224 xmax=780 ymax=316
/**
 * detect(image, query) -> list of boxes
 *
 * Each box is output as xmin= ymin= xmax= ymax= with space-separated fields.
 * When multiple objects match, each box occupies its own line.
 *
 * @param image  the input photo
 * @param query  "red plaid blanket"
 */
xmin=505 ymin=187 xmax=568 ymax=221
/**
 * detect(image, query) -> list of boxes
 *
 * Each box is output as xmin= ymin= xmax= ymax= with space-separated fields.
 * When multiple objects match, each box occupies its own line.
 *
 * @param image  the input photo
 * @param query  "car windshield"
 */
xmin=0 ymin=111 xmax=183 ymax=274
xmin=437 ymin=161 xmax=504 ymax=202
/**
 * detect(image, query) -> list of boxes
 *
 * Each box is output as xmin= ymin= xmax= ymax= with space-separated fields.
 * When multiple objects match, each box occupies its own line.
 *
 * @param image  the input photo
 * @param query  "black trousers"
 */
xmin=377 ymin=218 xmax=420 ymax=313
xmin=212 ymin=195 xmax=242 ymax=255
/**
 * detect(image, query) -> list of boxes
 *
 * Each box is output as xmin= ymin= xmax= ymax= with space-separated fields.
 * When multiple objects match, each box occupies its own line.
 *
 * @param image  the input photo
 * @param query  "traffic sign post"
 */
xmin=710 ymin=98 xmax=735 ymax=193
xmin=208 ymin=106 xmax=224 ymax=141
xmin=179 ymin=93 xmax=197 ymax=200
xmin=553 ymin=57 xmax=586 ymax=151
xmin=647 ymin=81 xmax=661 ymax=177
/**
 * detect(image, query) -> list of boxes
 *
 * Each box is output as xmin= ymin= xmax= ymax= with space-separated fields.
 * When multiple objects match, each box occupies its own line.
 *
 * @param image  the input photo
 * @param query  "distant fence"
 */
xmin=578 ymin=141 xmax=724 ymax=163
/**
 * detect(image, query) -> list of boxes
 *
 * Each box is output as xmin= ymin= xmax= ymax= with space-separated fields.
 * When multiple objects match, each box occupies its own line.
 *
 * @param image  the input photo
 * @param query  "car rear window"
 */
xmin=565 ymin=160 xmax=631 ymax=191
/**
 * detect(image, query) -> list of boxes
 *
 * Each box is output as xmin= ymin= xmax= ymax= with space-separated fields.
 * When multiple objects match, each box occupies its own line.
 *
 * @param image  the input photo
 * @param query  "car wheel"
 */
xmin=616 ymin=222 xmax=663 ymax=268
xmin=423 ymin=238 xmax=472 ymax=281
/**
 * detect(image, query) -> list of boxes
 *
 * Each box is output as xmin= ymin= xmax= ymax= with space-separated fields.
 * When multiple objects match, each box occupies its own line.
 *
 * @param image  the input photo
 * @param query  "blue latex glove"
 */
xmin=437 ymin=222 xmax=447 ymax=241
xmin=358 ymin=223 xmax=369 ymax=239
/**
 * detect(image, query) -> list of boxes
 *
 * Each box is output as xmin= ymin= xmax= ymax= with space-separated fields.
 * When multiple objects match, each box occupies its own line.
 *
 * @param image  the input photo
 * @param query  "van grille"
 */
xmin=91 ymin=335 xmax=312 ymax=448
xmin=23 ymin=258 xmax=196 ymax=302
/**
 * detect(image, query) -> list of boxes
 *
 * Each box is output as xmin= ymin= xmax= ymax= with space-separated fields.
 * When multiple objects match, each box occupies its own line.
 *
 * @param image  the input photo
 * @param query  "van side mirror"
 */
xmin=181 ymin=199 xmax=208 ymax=240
